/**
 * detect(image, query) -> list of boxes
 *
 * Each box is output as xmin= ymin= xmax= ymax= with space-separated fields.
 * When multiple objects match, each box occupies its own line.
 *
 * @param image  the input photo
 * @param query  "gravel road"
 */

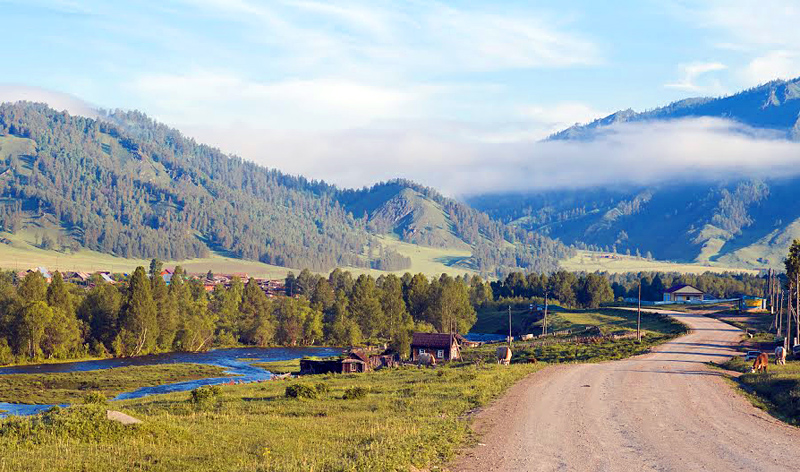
xmin=450 ymin=309 xmax=800 ymax=472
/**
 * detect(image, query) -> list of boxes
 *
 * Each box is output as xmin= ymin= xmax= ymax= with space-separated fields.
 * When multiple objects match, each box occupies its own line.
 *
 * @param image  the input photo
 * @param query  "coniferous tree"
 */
xmin=118 ymin=266 xmax=158 ymax=356
xmin=240 ymin=278 xmax=273 ymax=344
xmin=349 ymin=275 xmax=384 ymax=340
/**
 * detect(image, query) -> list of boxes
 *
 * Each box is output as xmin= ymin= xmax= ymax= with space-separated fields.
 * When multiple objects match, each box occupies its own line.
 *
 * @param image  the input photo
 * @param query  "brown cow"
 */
xmin=496 ymin=346 xmax=512 ymax=365
xmin=751 ymin=352 xmax=769 ymax=373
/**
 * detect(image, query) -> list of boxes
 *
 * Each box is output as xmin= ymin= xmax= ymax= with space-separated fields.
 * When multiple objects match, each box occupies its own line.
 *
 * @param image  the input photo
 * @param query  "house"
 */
xmin=37 ymin=267 xmax=52 ymax=282
xmin=63 ymin=271 xmax=90 ymax=285
xmin=410 ymin=332 xmax=461 ymax=362
xmin=662 ymin=284 xmax=704 ymax=302
xmin=298 ymin=350 xmax=399 ymax=375
xmin=98 ymin=272 xmax=116 ymax=284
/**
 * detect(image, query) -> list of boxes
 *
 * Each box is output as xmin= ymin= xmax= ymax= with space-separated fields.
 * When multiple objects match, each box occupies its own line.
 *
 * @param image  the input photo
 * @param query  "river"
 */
xmin=0 ymin=346 xmax=342 ymax=418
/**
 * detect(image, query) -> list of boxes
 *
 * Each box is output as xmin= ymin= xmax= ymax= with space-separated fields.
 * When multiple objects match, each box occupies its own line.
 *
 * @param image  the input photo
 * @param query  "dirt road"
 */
xmin=451 ymin=310 xmax=800 ymax=472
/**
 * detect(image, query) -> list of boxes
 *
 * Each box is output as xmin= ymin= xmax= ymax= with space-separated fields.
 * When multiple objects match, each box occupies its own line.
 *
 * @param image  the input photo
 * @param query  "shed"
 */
xmin=410 ymin=332 xmax=461 ymax=362
xmin=740 ymin=296 xmax=767 ymax=311
xmin=662 ymin=284 xmax=704 ymax=302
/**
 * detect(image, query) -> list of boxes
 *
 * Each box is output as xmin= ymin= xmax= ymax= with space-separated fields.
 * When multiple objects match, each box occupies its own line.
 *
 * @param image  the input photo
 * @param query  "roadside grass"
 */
xmin=0 ymin=364 xmax=230 ymax=404
xmin=465 ymin=308 xmax=686 ymax=364
xmin=717 ymin=357 xmax=800 ymax=425
xmin=462 ymin=333 xmax=678 ymax=365
xmin=473 ymin=306 xmax=684 ymax=339
xmin=0 ymin=362 xmax=543 ymax=471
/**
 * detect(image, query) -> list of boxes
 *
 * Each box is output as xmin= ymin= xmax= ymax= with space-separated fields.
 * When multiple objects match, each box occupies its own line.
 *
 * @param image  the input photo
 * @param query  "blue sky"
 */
xmin=1 ymin=0 xmax=800 ymax=193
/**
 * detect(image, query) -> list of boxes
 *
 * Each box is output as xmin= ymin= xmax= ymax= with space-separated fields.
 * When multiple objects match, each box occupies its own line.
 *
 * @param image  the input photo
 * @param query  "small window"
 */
xmin=419 ymin=348 xmax=425 ymax=355
xmin=436 ymin=350 xmax=444 ymax=359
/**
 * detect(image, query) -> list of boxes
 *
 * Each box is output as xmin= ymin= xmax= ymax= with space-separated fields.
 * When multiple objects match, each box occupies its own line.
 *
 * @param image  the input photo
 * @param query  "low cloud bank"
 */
xmin=189 ymin=117 xmax=800 ymax=196
xmin=1 ymin=86 xmax=798 ymax=197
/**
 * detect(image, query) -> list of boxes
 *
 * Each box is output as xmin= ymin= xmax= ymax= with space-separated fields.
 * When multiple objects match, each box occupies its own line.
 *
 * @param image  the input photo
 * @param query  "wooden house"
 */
xmin=410 ymin=332 xmax=461 ymax=362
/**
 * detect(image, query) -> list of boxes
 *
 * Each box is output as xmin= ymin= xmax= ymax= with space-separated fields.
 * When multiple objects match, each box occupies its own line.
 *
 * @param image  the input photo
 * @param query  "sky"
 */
xmin=1 ymin=0 xmax=800 ymax=195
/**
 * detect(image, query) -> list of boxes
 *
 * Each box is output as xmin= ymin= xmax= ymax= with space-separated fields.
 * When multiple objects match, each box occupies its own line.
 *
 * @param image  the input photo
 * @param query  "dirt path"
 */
xmin=451 ymin=310 xmax=800 ymax=472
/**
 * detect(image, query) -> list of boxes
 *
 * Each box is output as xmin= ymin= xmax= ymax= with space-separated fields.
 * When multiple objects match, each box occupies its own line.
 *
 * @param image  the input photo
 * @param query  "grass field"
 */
xmin=0 ymin=306 xmax=690 ymax=471
xmin=561 ymin=250 xmax=758 ymax=275
xmin=473 ymin=305 xmax=684 ymax=338
xmin=250 ymin=359 xmax=311 ymax=375
xmin=0 ymin=362 xmax=543 ymax=471
xmin=720 ymin=357 xmax=800 ymax=425
xmin=0 ymin=231 xmax=475 ymax=279
xmin=0 ymin=364 xmax=229 ymax=404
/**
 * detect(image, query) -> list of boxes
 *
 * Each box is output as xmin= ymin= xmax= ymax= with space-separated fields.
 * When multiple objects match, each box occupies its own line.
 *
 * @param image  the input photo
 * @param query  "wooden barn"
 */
xmin=410 ymin=332 xmax=461 ymax=362
xmin=299 ymin=350 xmax=399 ymax=375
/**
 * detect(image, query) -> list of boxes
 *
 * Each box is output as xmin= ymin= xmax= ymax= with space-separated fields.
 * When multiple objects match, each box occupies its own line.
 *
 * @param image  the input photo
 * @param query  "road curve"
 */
xmin=451 ymin=310 xmax=800 ymax=472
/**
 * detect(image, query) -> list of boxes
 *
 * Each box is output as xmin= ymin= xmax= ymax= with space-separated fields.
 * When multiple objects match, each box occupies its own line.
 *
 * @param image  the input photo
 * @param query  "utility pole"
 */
xmin=637 ymin=280 xmax=642 ymax=342
xmin=508 ymin=305 xmax=512 ymax=347
xmin=543 ymin=292 xmax=549 ymax=336
xmin=794 ymin=273 xmax=800 ymax=346
xmin=788 ymin=286 xmax=793 ymax=351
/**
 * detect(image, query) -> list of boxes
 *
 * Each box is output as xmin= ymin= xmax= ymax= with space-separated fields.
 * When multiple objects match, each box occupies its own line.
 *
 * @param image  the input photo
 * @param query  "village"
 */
xmin=15 ymin=266 xmax=287 ymax=297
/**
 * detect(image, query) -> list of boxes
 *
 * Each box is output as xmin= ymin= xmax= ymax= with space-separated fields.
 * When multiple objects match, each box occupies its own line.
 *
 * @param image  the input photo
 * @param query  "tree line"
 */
xmin=490 ymin=269 xmax=767 ymax=308
xmin=0 ymin=262 xmax=488 ymax=364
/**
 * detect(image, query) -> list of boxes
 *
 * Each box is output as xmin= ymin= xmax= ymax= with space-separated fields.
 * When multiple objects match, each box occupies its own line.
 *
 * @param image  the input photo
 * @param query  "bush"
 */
xmin=285 ymin=384 xmax=317 ymax=399
xmin=188 ymin=385 xmax=222 ymax=409
xmin=82 ymin=392 xmax=107 ymax=405
xmin=314 ymin=382 xmax=329 ymax=395
xmin=342 ymin=386 xmax=369 ymax=400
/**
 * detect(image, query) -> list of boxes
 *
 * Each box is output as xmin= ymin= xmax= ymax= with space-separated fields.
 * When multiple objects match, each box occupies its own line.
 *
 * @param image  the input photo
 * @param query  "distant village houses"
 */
xmin=13 ymin=266 xmax=288 ymax=297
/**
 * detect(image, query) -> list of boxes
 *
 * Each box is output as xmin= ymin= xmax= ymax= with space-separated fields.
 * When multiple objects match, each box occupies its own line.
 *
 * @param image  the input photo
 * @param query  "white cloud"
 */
xmin=182 ymin=117 xmax=800 ymax=197
xmin=682 ymin=0 xmax=800 ymax=86
xmin=0 ymin=85 xmax=98 ymax=118
xmin=180 ymin=0 xmax=602 ymax=74
xmin=129 ymin=71 xmax=441 ymax=129
xmin=664 ymin=62 xmax=727 ymax=94
xmin=743 ymin=51 xmax=800 ymax=85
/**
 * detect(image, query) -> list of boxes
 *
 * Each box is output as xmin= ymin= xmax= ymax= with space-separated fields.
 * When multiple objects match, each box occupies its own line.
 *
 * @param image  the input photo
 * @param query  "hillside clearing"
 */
xmin=561 ymin=250 xmax=757 ymax=275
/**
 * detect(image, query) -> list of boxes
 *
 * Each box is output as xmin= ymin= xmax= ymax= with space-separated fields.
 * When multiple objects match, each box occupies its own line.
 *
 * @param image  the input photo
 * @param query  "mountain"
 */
xmin=550 ymin=77 xmax=800 ymax=141
xmin=0 ymin=101 xmax=570 ymax=276
xmin=469 ymin=77 xmax=800 ymax=270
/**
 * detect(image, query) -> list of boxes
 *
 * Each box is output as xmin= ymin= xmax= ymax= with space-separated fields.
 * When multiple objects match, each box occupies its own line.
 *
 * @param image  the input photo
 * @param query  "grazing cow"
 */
xmin=417 ymin=352 xmax=436 ymax=367
xmin=751 ymin=352 xmax=769 ymax=373
xmin=496 ymin=346 xmax=512 ymax=365
xmin=775 ymin=346 xmax=786 ymax=366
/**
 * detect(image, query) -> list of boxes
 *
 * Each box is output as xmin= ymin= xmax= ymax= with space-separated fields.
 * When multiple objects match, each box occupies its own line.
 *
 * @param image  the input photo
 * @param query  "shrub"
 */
xmin=188 ymin=385 xmax=222 ymax=409
xmin=82 ymin=392 xmax=107 ymax=405
xmin=314 ymin=382 xmax=329 ymax=395
xmin=342 ymin=386 xmax=369 ymax=400
xmin=285 ymin=384 xmax=317 ymax=399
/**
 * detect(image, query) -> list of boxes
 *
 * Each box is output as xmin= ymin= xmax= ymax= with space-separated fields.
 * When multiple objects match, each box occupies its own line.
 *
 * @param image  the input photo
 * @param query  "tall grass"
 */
xmin=721 ymin=357 xmax=800 ymax=424
xmin=0 ymin=363 xmax=542 ymax=471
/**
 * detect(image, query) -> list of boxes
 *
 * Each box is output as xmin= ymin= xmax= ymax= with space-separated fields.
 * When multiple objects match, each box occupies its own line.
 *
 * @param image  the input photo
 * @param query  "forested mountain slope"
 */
xmin=470 ymin=77 xmax=800 ymax=270
xmin=0 ymin=102 xmax=570 ymax=276
xmin=550 ymin=77 xmax=800 ymax=141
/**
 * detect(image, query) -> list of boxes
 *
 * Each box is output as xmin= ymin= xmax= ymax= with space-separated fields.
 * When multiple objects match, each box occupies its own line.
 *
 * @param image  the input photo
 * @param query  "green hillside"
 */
xmin=0 ymin=102 xmax=570 ymax=276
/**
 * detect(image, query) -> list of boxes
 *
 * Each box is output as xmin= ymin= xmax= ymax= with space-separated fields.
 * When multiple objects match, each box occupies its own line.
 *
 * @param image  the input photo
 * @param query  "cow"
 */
xmin=775 ymin=346 xmax=787 ymax=366
xmin=417 ymin=352 xmax=436 ymax=367
xmin=751 ymin=352 xmax=769 ymax=373
xmin=496 ymin=346 xmax=512 ymax=365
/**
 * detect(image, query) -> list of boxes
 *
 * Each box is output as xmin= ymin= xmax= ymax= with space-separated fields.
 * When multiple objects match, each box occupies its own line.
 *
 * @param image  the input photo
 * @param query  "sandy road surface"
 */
xmin=451 ymin=310 xmax=800 ymax=472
